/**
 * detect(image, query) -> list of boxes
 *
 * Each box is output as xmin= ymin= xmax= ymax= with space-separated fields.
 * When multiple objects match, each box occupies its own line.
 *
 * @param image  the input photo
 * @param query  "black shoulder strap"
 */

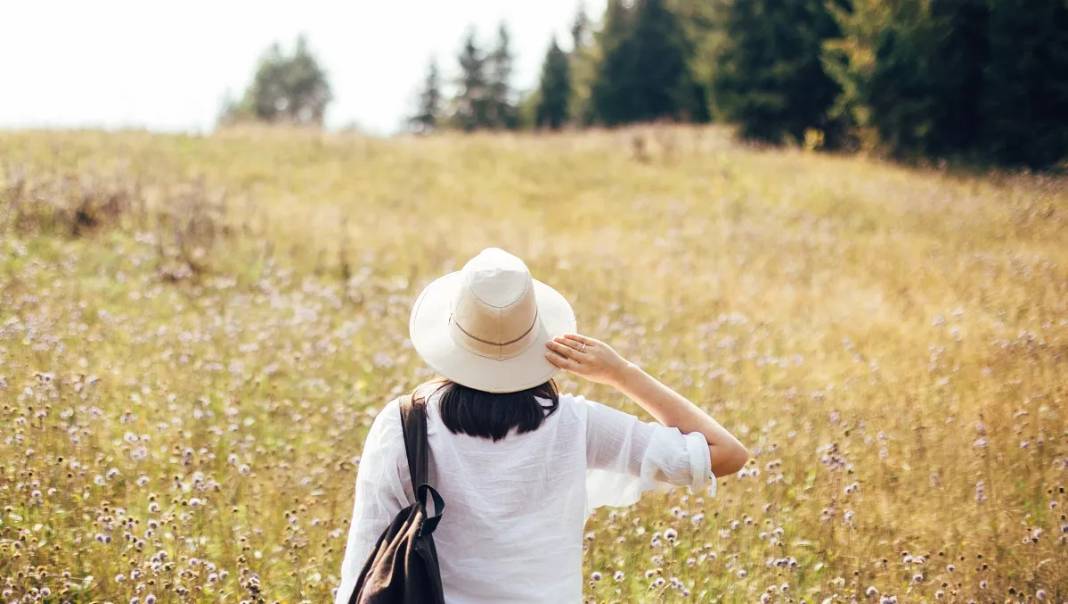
xmin=398 ymin=390 xmax=445 ymax=533
xmin=398 ymin=392 xmax=429 ymax=490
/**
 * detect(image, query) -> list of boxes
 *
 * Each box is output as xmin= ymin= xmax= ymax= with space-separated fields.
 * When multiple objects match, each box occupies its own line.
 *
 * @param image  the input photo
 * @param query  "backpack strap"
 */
xmin=398 ymin=393 xmax=429 ymax=488
xmin=398 ymin=392 xmax=445 ymax=535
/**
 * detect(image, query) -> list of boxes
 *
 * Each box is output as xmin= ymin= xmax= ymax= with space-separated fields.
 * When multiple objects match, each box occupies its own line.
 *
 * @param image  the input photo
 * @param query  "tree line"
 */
xmin=221 ymin=0 xmax=1068 ymax=169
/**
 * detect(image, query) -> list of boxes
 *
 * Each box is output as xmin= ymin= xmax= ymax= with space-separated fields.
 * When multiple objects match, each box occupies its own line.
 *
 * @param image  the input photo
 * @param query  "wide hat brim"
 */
xmin=409 ymin=270 xmax=577 ymax=393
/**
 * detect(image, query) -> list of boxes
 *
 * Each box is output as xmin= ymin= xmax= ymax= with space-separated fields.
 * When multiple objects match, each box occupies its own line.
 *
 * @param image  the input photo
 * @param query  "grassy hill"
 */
xmin=1 ymin=126 xmax=1065 ymax=602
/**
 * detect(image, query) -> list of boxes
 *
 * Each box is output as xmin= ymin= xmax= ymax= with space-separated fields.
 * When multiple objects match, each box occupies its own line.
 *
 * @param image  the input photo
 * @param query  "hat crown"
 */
xmin=463 ymin=247 xmax=530 ymax=306
xmin=449 ymin=248 xmax=540 ymax=360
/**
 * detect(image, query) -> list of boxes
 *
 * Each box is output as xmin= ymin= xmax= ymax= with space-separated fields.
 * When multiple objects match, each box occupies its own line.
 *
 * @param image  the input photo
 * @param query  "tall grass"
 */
xmin=1 ymin=126 xmax=1065 ymax=602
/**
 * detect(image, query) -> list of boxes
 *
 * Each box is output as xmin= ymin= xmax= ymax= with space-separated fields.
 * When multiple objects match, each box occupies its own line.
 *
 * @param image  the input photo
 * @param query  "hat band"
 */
xmin=448 ymin=308 xmax=539 ymax=361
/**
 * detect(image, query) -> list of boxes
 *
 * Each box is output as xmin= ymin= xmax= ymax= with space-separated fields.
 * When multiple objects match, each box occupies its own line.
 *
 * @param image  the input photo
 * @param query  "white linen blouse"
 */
xmin=334 ymin=383 xmax=717 ymax=604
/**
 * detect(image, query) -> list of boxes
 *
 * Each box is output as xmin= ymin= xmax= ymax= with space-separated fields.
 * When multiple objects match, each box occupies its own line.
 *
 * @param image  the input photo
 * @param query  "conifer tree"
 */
xmin=535 ymin=37 xmax=572 ymax=129
xmin=927 ymin=0 xmax=989 ymax=155
xmin=410 ymin=58 xmax=443 ymax=133
xmin=589 ymin=0 xmax=637 ymax=125
xmin=627 ymin=0 xmax=708 ymax=122
xmin=981 ymin=0 xmax=1068 ymax=167
xmin=590 ymin=0 xmax=704 ymax=125
xmin=452 ymin=28 xmax=491 ymax=131
xmin=714 ymin=0 xmax=842 ymax=144
xmin=487 ymin=23 xmax=519 ymax=129
xmin=568 ymin=1 xmax=599 ymax=125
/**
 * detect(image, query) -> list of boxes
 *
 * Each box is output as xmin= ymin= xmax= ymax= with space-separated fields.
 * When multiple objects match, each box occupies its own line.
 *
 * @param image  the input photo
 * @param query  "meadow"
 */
xmin=0 ymin=126 xmax=1065 ymax=603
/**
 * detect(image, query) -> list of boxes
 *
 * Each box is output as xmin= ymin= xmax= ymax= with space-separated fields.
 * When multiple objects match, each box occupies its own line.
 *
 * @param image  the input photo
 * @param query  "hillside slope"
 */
xmin=1 ymin=127 xmax=1065 ymax=602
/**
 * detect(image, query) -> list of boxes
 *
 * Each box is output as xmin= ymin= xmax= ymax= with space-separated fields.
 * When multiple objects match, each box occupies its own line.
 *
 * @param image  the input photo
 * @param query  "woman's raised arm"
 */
xmin=545 ymin=333 xmax=750 ymax=477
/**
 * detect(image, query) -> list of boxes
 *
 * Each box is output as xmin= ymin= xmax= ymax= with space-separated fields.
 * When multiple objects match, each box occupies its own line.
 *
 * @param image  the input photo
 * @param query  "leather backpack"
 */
xmin=348 ymin=393 xmax=446 ymax=604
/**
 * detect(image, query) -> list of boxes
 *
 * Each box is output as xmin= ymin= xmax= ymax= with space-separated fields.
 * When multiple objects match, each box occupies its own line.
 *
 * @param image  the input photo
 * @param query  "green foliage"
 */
xmin=713 ymin=0 xmax=843 ymax=145
xmin=410 ymin=58 xmax=443 ymax=133
xmin=450 ymin=24 xmax=517 ymax=131
xmin=423 ymin=0 xmax=1068 ymax=166
xmin=826 ymin=0 xmax=1067 ymax=167
xmin=220 ymin=35 xmax=332 ymax=127
xmin=826 ymin=0 xmax=981 ymax=157
xmin=487 ymin=24 xmax=519 ymax=129
xmin=668 ymin=0 xmax=731 ymax=119
xmin=568 ymin=2 xmax=601 ymax=125
xmin=927 ymin=0 xmax=989 ymax=154
xmin=536 ymin=38 xmax=572 ymax=129
xmin=981 ymin=0 xmax=1068 ymax=168
xmin=451 ymin=28 xmax=491 ymax=132
xmin=590 ymin=0 xmax=707 ymax=126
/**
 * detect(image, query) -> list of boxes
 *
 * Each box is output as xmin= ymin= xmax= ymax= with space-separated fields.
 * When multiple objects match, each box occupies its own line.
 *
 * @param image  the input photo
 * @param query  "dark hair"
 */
xmin=419 ymin=377 xmax=560 ymax=442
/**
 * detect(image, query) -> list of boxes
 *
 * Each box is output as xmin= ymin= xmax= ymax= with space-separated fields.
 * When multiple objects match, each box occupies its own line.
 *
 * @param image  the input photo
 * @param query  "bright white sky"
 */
xmin=1 ymin=0 xmax=604 ymax=135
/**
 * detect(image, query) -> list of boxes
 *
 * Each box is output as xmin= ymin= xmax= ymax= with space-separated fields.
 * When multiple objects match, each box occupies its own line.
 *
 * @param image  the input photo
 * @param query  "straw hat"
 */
xmin=409 ymin=247 xmax=577 ymax=393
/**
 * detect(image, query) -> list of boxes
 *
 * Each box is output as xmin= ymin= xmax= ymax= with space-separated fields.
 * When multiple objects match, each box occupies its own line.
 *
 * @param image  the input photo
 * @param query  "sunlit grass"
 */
xmin=1 ymin=125 xmax=1065 ymax=602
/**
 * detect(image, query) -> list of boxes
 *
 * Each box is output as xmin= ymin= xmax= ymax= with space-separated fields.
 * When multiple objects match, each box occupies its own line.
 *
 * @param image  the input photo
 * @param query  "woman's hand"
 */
xmin=544 ymin=333 xmax=633 ymax=387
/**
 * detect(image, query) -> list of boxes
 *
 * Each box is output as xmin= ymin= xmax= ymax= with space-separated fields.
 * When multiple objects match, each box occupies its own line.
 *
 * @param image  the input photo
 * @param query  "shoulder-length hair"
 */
xmin=417 ymin=377 xmax=560 ymax=442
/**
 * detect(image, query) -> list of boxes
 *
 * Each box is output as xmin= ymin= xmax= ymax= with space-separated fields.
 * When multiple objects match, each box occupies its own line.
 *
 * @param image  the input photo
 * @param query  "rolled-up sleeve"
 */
xmin=334 ymin=398 xmax=411 ymax=604
xmin=580 ymin=395 xmax=716 ymax=516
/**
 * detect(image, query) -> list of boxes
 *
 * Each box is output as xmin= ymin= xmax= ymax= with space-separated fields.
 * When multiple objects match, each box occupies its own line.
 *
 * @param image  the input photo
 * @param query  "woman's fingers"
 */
xmin=552 ymin=335 xmax=587 ymax=354
xmin=545 ymin=339 xmax=581 ymax=361
xmin=563 ymin=333 xmax=594 ymax=346
xmin=544 ymin=348 xmax=577 ymax=370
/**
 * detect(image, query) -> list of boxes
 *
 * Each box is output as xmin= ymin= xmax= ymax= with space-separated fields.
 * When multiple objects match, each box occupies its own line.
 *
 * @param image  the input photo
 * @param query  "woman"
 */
xmin=335 ymin=247 xmax=749 ymax=603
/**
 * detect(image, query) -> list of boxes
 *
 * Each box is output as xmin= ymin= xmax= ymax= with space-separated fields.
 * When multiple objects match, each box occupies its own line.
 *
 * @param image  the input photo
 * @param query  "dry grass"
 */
xmin=0 ymin=125 xmax=1065 ymax=603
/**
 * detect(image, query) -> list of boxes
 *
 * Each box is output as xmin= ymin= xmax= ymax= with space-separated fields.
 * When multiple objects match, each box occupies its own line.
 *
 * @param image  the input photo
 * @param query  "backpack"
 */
xmin=348 ymin=392 xmax=446 ymax=604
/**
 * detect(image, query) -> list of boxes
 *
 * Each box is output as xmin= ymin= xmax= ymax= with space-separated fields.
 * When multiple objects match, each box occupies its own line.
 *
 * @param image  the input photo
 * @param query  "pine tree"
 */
xmin=981 ymin=0 xmax=1068 ymax=167
xmin=568 ymin=1 xmax=599 ymax=125
xmin=410 ymin=58 xmax=443 ymax=133
xmin=927 ymin=0 xmax=989 ymax=155
xmin=452 ymin=28 xmax=491 ymax=131
xmin=487 ymin=23 xmax=519 ymax=129
xmin=536 ymin=37 xmax=572 ymax=129
xmin=589 ymin=0 xmax=637 ymax=125
xmin=590 ymin=0 xmax=704 ymax=125
xmin=714 ymin=0 xmax=842 ymax=144
xmin=627 ymin=0 xmax=708 ymax=122
xmin=571 ymin=1 xmax=591 ymax=51
xmin=865 ymin=0 xmax=943 ymax=156
xmin=827 ymin=0 xmax=1067 ymax=166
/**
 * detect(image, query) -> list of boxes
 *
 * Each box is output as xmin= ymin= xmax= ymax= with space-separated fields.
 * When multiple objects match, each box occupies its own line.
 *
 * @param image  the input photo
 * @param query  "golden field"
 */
xmin=0 ymin=126 xmax=1065 ymax=603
